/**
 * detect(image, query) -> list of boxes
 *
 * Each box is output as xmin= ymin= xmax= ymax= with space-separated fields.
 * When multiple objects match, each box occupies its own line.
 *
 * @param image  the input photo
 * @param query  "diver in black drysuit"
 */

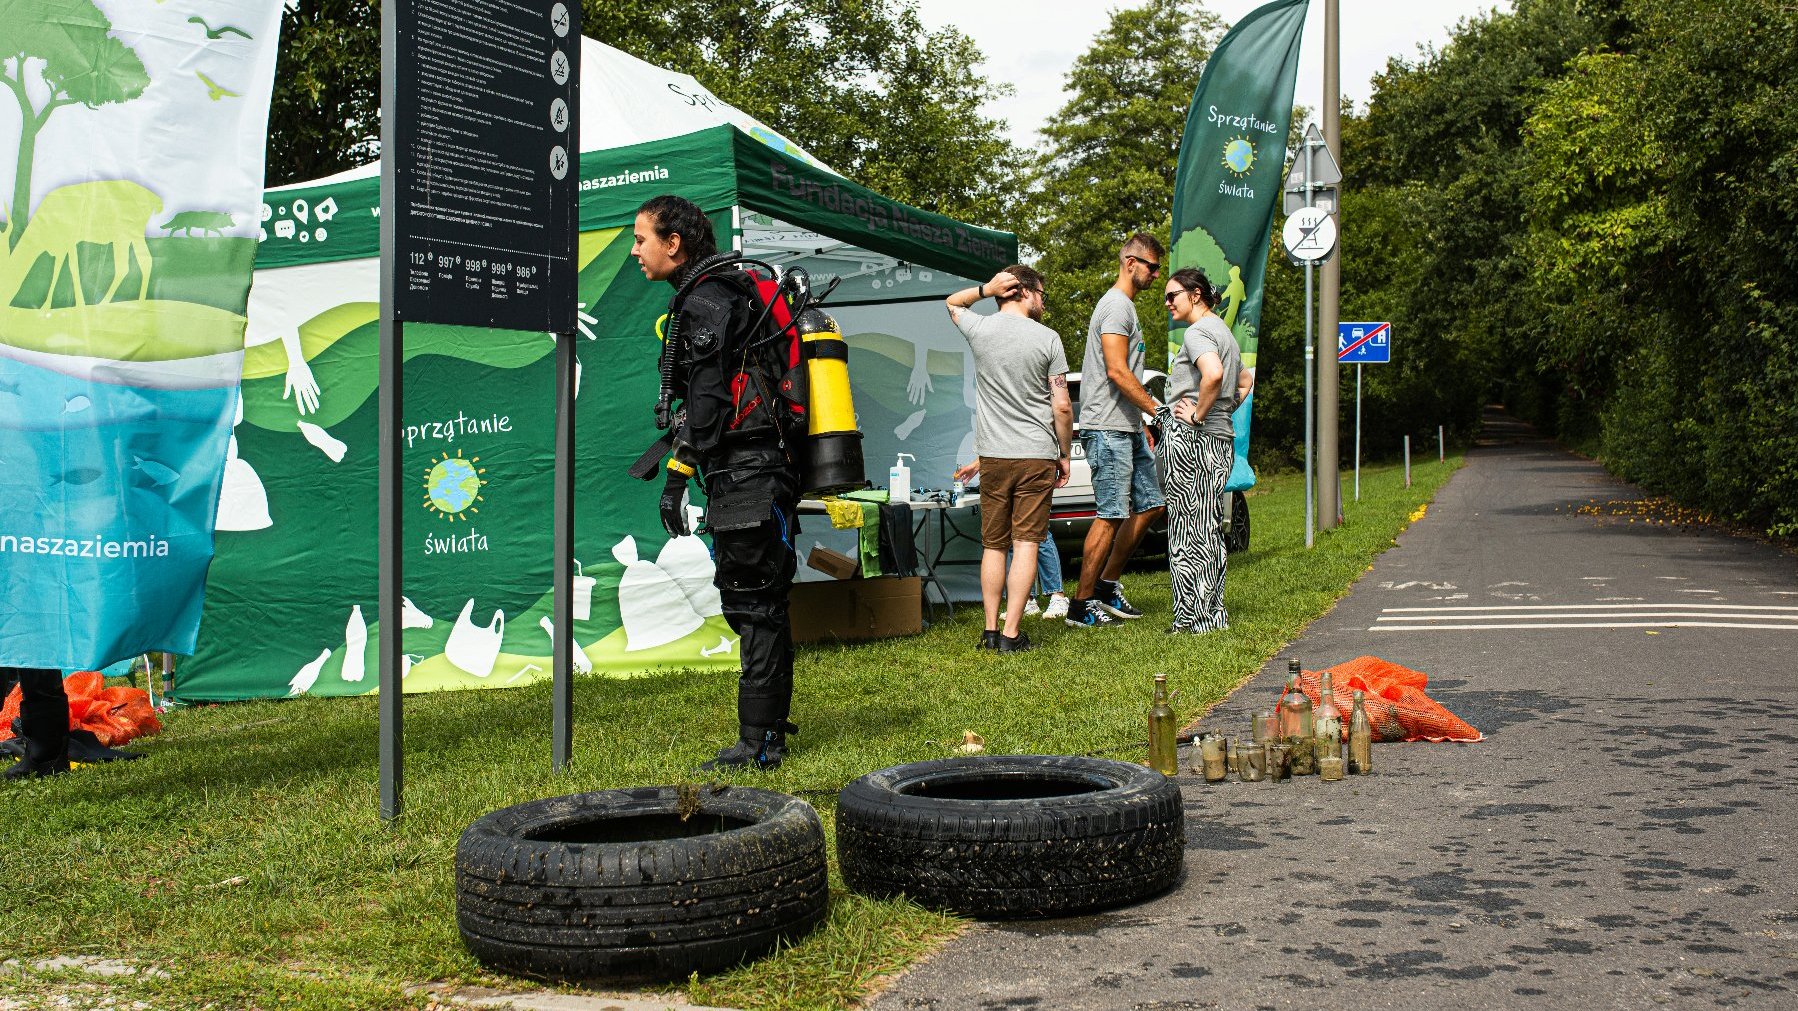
xmin=640 ymin=200 xmax=800 ymax=772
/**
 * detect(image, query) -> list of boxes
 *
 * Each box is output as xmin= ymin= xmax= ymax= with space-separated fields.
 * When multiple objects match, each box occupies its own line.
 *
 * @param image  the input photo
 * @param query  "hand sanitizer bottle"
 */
xmin=888 ymin=453 xmax=914 ymax=503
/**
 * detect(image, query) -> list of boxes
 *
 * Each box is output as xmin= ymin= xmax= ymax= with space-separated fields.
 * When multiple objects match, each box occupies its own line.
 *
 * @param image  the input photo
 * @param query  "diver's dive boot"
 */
xmin=699 ymin=722 xmax=795 ymax=772
xmin=4 ymin=748 xmax=70 ymax=780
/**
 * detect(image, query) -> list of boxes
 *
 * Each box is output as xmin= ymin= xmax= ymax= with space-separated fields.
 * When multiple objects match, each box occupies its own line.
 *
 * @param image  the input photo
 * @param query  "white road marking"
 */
xmin=1581 ymin=577 xmax=1613 ymax=581
xmin=1374 ymin=621 xmax=1798 ymax=632
xmin=1382 ymin=603 xmax=1798 ymax=612
xmin=1677 ymin=588 xmax=1721 ymax=594
xmin=1376 ymin=611 xmax=1798 ymax=623
xmin=1373 ymin=601 xmax=1798 ymax=632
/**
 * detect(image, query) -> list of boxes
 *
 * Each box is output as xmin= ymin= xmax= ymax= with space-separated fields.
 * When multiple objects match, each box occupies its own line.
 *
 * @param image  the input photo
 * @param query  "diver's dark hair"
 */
xmin=1169 ymin=267 xmax=1216 ymax=309
xmin=636 ymin=194 xmax=718 ymax=264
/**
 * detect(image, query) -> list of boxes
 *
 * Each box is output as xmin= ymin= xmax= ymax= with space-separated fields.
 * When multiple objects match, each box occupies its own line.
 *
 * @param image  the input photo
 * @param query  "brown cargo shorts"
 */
xmin=978 ymin=457 xmax=1057 ymax=550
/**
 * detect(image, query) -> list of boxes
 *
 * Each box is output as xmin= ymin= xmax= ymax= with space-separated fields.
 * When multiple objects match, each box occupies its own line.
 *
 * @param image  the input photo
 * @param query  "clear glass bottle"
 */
xmin=1149 ymin=674 xmax=1178 ymax=776
xmin=1348 ymin=688 xmax=1374 ymax=775
xmin=1315 ymin=671 xmax=1343 ymax=760
xmin=1277 ymin=674 xmax=1314 ymax=741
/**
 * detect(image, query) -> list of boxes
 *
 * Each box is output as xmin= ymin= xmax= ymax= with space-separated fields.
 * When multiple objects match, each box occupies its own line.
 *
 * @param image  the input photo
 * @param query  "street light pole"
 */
xmin=1317 ymin=0 xmax=1342 ymax=529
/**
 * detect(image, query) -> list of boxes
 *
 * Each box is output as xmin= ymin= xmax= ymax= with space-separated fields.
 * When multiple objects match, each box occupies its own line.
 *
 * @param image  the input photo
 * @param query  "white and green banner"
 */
xmin=0 ymin=0 xmax=281 ymax=668
xmin=1170 ymin=0 xmax=1310 ymax=493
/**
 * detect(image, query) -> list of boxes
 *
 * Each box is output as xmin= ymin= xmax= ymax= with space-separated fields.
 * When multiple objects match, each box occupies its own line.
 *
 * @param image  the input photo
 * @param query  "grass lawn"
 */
xmin=0 ymin=456 xmax=1459 ymax=1011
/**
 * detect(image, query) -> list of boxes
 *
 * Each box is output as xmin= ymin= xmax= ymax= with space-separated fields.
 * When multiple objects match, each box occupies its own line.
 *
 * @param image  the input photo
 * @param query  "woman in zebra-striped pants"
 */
xmin=1159 ymin=269 xmax=1247 ymax=634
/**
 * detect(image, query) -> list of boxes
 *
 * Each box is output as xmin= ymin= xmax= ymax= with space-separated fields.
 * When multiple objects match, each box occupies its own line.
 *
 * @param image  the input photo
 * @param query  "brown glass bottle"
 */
xmin=1348 ymin=689 xmax=1374 ymax=775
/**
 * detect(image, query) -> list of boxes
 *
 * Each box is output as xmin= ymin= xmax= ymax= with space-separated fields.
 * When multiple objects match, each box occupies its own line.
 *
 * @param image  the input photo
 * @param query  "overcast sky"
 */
xmin=911 ymin=0 xmax=1511 ymax=148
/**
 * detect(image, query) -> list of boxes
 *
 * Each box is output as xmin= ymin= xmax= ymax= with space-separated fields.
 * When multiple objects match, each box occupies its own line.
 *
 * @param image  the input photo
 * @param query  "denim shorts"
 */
xmin=1081 ymin=429 xmax=1165 ymax=520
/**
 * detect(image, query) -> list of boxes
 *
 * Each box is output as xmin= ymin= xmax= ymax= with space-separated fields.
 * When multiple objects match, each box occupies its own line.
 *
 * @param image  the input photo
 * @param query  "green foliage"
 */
xmin=267 ymin=0 xmax=379 ymax=187
xmin=264 ymin=3 xmax=1024 ymax=230
xmin=1022 ymin=0 xmax=1223 ymax=366
xmin=1326 ymin=0 xmax=1798 ymax=534
xmin=0 ymin=0 xmax=149 ymax=245
xmin=584 ymin=0 xmax=1025 ymax=227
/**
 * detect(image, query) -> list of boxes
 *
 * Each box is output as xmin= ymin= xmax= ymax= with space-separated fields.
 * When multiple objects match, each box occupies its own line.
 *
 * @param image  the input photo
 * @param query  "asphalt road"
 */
xmin=870 ymin=413 xmax=1798 ymax=1010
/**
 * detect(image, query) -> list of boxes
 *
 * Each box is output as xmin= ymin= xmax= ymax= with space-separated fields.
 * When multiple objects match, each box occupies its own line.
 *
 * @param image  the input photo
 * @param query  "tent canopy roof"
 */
xmin=263 ymin=39 xmax=1015 ymax=281
xmin=255 ymin=38 xmax=1021 ymax=278
xmin=308 ymin=37 xmax=837 ymax=185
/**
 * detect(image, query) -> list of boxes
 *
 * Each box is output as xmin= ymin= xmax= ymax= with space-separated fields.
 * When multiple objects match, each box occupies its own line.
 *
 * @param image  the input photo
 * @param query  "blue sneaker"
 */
xmin=1065 ymin=598 xmax=1123 ymax=629
xmin=1095 ymin=580 xmax=1143 ymax=620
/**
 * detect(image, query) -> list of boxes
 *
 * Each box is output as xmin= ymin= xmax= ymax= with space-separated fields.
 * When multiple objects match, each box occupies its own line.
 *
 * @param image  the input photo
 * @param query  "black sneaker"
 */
xmin=1095 ymin=580 xmax=1143 ymax=620
xmin=1065 ymin=598 xmax=1123 ymax=629
xmin=998 ymin=630 xmax=1036 ymax=653
xmin=977 ymin=630 xmax=1001 ymax=650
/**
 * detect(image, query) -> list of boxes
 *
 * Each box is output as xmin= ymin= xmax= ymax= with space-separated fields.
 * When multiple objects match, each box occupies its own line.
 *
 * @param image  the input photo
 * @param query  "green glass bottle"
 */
xmin=1149 ymin=674 xmax=1178 ymax=777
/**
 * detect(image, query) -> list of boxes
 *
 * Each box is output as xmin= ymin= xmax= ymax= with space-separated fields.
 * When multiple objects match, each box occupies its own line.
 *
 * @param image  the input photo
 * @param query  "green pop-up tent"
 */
xmin=177 ymin=38 xmax=1015 ymax=702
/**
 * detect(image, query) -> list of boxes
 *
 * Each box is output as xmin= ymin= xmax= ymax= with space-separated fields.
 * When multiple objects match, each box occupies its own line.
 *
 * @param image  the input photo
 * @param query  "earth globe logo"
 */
xmin=1221 ymin=135 xmax=1256 ymax=177
xmin=423 ymin=451 xmax=485 ymax=520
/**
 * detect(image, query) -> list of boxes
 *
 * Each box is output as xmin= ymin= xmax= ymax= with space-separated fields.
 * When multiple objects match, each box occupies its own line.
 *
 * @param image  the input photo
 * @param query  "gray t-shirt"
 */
xmin=1079 ymin=288 xmax=1145 ymax=432
xmin=1168 ymin=314 xmax=1243 ymax=440
xmin=954 ymin=308 xmax=1070 ymax=460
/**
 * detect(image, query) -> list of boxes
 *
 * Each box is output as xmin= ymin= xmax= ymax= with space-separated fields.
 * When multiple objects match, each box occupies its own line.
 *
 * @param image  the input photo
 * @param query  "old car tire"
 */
xmin=455 ymin=786 xmax=828 ymax=982
xmin=1226 ymin=491 xmax=1250 ymax=555
xmin=836 ymin=755 xmax=1184 ymax=918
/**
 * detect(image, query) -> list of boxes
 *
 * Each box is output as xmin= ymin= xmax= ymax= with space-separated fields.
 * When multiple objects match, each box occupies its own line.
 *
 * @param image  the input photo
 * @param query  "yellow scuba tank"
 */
xmin=795 ymin=307 xmax=865 ymax=495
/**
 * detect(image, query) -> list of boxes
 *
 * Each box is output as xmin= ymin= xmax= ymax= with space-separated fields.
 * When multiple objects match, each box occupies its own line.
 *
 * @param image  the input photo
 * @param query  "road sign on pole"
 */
xmin=1283 ymin=207 xmax=1337 ymax=264
xmin=1338 ymin=322 xmax=1389 ymax=505
xmin=1337 ymin=321 xmax=1391 ymax=364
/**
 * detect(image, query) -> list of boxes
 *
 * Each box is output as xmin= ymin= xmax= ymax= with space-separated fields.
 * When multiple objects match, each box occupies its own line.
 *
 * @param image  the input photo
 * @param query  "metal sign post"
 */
xmin=1337 ymin=321 xmax=1391 ymax=505
xmin=379 ymin=0 xmax=581 ymax=819
xmin=1282 ymin=131 xmax=1339 ymax=549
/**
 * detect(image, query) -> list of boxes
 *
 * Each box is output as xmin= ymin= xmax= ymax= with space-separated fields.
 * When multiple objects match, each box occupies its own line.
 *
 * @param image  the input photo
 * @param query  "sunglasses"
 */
xmin=1163 ymin=288 xmax=1193 ymax=305
xmin=1131 ymin=256 xmax=1161 ymax=275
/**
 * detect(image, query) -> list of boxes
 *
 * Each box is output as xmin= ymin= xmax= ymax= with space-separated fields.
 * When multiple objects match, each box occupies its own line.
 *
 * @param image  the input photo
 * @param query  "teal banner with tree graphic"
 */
xmin=1169 ymin=0 xmax=1309 ymax=492
xmin=0 ymin=0 xmax=282 ymax=668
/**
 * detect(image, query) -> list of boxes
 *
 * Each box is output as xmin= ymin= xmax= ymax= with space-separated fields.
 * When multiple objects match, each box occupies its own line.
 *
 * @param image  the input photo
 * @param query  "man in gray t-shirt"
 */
xmin=946 ymin=265 xmax=1073 ymax=654
xmin=1068 ymin=232 xmax=1167 ymax=630
xmin=1079 ymin=287 xmax=1147 ymax=434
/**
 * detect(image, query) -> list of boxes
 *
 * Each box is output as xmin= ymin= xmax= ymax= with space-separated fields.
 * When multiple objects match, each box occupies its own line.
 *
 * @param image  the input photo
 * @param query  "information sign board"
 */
xmin=392 ymin=0 xmax=579 ymax=331
xmin=1338 ymin=321 xmax=1392 ymax=364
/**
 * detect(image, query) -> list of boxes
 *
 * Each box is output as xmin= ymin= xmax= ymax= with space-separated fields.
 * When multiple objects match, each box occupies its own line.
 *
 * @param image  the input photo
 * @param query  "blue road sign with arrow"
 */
xmin=1339 ymin=321 xmax=1391 ymax=364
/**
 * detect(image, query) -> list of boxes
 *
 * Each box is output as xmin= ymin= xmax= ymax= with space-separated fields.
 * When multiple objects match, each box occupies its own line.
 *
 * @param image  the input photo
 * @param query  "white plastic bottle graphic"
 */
xmin=341 ymin=605 xmax=367 ymax=682
xmin=613 ymin=535 xmax=704 ymax=651
xmin=538 ymin=616 xmax=594 ymax=673
xmin=889 ymin=452 xmax=914 ymax=504
xmin=290 ymin=648 xmax=330 ymax=696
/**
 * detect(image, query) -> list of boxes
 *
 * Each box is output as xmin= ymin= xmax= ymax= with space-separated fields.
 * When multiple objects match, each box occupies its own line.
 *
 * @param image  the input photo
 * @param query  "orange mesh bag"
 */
xmin=0 ymin=673 xmax=161 ymax=747
xmin=63 ymin=672 xmax=163 ymax=747
xmin=0 ymin=685 xmax=19 ymax=741
xmin=1298 ymin=656 xmax=1481 ymax=743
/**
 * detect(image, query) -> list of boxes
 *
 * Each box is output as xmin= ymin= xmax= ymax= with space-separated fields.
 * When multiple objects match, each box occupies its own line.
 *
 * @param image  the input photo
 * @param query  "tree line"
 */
xmin=266 ymin=0 xmax=1798 ymax=536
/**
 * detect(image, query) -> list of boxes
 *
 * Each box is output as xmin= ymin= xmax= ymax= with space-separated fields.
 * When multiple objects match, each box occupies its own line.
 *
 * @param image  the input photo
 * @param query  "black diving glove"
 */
xmin=660 ymin=467 xmax=690 ymax=538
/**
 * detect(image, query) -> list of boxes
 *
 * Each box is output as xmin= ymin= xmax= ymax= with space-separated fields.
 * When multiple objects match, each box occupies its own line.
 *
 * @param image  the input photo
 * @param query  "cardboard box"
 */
xmin=790 ymin=577 xmax=922 ymax=643
xmin=806 ymin=544 xmax=860 ymax=580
